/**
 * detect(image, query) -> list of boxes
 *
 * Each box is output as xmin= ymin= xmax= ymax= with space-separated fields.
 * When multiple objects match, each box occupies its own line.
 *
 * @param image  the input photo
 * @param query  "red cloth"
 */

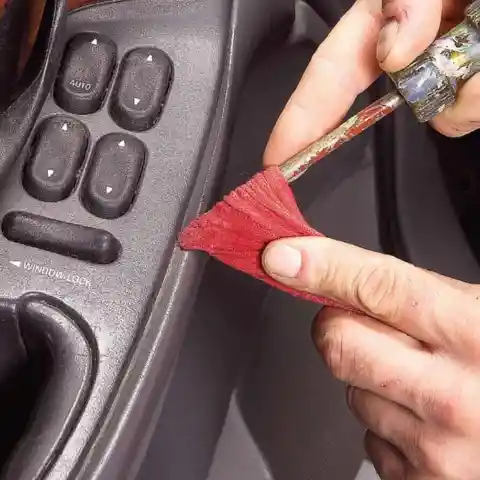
xmin=179 ymin=166 xmax=349 ymax=310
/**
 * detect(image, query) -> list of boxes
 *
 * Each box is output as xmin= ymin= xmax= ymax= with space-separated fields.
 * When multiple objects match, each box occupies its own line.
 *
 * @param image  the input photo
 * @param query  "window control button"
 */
xmin=82 ymin=133 xmax=146 ymax=219
xmin=2 ymin=212 xmax=121 ymax=264
xmin=24 ymin=116 xmax=89 ymax=202
xmin=110 ymin=48 xmax=171 ymax=132
xmin=55 ymin=33 xmax=116 ymax=115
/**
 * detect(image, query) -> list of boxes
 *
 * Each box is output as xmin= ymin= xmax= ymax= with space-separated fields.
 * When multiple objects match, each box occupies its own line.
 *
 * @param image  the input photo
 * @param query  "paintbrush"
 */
xmin=179 ymin=1 xmax=480 ymax=307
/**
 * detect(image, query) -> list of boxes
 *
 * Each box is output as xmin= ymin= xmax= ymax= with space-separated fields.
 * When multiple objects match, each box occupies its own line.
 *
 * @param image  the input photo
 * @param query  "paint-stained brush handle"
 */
xmin=390 ymin=0 xmax=480 ymax=123
xmin=279 ymin=0 xmax=480 ymax=184
xmin=279 ymin=92 xmax=403 ymax=183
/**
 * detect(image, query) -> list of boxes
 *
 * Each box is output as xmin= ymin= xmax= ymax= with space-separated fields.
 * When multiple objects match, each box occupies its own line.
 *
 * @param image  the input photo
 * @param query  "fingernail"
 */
xmin=263 ymin=244 xmax=302 ymax=279
xmin=377 ymin=18 xmax=399 ymax=63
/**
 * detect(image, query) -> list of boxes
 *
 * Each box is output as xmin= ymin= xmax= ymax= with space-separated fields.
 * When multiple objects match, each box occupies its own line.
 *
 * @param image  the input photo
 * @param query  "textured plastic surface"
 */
xmin=0 ymin=0 xmax=28 ymax=109
xmin=0 ymin=0 xmax=66 ymax=191
xmin=2 ymin=293 xmax=97 ymax=480
xmin=2 ymin=211 xmax=122 ymax=264
xmin=55 ymin=32 xmax=117 ymax=114
xmin=0 ymin=0 xmax=296 ymax=479
xmin=109 ymin=47 xmax=172 ymax=132
xmin=82 ymin=132 xmax=146 ymax=219
xmin=139 ymin=1 xmax=480 ymax=480
xmin=2 ymin=0 xmax=478 ymax=478
xmin=24 ymin=116 xmax=89 ymax=202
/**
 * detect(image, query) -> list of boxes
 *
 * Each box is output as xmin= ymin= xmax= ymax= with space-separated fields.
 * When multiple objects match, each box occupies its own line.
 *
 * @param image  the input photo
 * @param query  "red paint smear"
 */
xmin=288 ymin=100 xmax=397 ymax=180
xmin=179 ymin=166 xmax=359 ymax=311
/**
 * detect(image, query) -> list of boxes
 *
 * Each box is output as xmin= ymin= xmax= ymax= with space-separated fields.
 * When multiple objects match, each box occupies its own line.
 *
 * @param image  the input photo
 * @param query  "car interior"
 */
xmin=0 ymin=0 xmax=480 ymax=479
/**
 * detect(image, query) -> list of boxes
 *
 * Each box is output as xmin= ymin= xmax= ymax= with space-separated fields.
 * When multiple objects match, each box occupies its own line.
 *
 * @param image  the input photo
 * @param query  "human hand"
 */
xmin=262 ymin=237 xmax=480 ymax=479
xmin=264 ymin=0 xmax=475 ymax=168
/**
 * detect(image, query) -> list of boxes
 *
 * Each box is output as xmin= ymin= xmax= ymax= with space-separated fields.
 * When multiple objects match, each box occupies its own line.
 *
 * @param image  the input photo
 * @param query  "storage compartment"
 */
xmin=0 ymin=304 xmax=53 ymax=470
xmin=0 ymin=294 xmax=96 ymax=480
xmin=0 ymin=0 xmax=296 ymax=477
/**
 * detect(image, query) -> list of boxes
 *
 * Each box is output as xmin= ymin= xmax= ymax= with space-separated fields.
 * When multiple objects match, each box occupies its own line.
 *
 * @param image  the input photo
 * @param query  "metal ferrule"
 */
xmin=389 ymin=0 xmax=480 ymax=123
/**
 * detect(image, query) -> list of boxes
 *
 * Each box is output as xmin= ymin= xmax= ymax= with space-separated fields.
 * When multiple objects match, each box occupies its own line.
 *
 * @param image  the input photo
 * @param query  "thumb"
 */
xmin=261 ymin=237 xmax=463 ymax=345
xmin=377 ymin=0 xmax=443 ymax=72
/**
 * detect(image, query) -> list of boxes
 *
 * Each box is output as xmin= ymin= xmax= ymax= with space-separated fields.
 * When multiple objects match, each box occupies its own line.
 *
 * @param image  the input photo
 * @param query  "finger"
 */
xmin=364 ymin=430 xmax=408 ymax=480
xmin=355 ymin=390 xmax=480 ymax=479
xmin=431 ymin=74 xmax=480 ymax=137
xmin=315 ymin=309 xmax=426 ymax=407
xmin=314 ymin=308 xmax=462 ymax=422
xmin=349 ymin=387 xmax=430 ymax=470
xmin=422 ymin=267 xmax=474 ymax=292
xmin=377 ymin=0 xmax=442 ymax=72
xmin=262 ymin=237 xmax=472 ymax=348
xmin=263 ymin=0 xmax=382 ymax=166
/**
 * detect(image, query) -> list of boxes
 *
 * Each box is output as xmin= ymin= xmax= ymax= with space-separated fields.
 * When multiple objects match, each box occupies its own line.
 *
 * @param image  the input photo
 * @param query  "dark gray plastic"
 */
xmin=0 ymin=0 xmax=66 ymax=188
xmin=2 ymin=293 xmax=97 ymax=480
xmin=1 ymin=0 xmax=478 ymax=478
xmin=374 ymin=77 xmax=480 ymax=283
xmin=0 ymin=0 xmax=296 ymax=478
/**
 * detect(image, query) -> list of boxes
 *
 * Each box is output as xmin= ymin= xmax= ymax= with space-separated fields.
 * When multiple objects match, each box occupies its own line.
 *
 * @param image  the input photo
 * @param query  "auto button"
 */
xmin=54 ymin=33 xmax=116 ymax=114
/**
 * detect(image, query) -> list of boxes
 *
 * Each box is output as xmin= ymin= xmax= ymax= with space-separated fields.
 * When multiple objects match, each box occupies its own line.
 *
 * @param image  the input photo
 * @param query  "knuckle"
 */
xmin=408 ymin=428 xmax=442 ymax=474
xmin=409 ymin=429 xmax=463 ymax=478
xmin=318 ymin=321 xmax=346 ymax=379
xmin=422 ymin=390 xmax=463 ymax=430
xmin=467 ymin=326 xmax=480 ymax=359
xmin=432 ymin=119 xmax=472 ymax=138
xmin=309 ymin=52 xmax=360 ymax=97
xmin=404 ymin=424 xmax=426 ymax=469
xmin=317 ymin=319 xmax=366 ymax=382
xmin=418 ymin=439 xmax=457 ymax=478
xmin=417 ymin=361 xmax=476 ymax=432
xmin=353 ymin=257 xmax=402 ymax=316
xmin=467 ymin=119 xmax=480 ymax=130
xmin=421 ymin=446 xmax=447 ymax=476
xmin=364 ymin=431 xmax=408 ymax=480
xmin=310 ymin=254 xmax=343 ymax=296
xmin=314 ymin=307 xmax=339 ymax=328
xmin=312 ymin=309 xmax=335 ymax=349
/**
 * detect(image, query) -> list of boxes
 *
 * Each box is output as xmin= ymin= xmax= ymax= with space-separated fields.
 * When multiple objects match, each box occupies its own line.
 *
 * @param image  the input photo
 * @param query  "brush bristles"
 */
xmin=179 ymin=166 xmax=345 ymax=308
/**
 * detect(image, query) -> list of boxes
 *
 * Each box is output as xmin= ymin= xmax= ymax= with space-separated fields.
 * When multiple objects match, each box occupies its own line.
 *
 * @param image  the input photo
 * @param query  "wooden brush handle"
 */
xmin=278 ymin=91 xmax=404 ymax=184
